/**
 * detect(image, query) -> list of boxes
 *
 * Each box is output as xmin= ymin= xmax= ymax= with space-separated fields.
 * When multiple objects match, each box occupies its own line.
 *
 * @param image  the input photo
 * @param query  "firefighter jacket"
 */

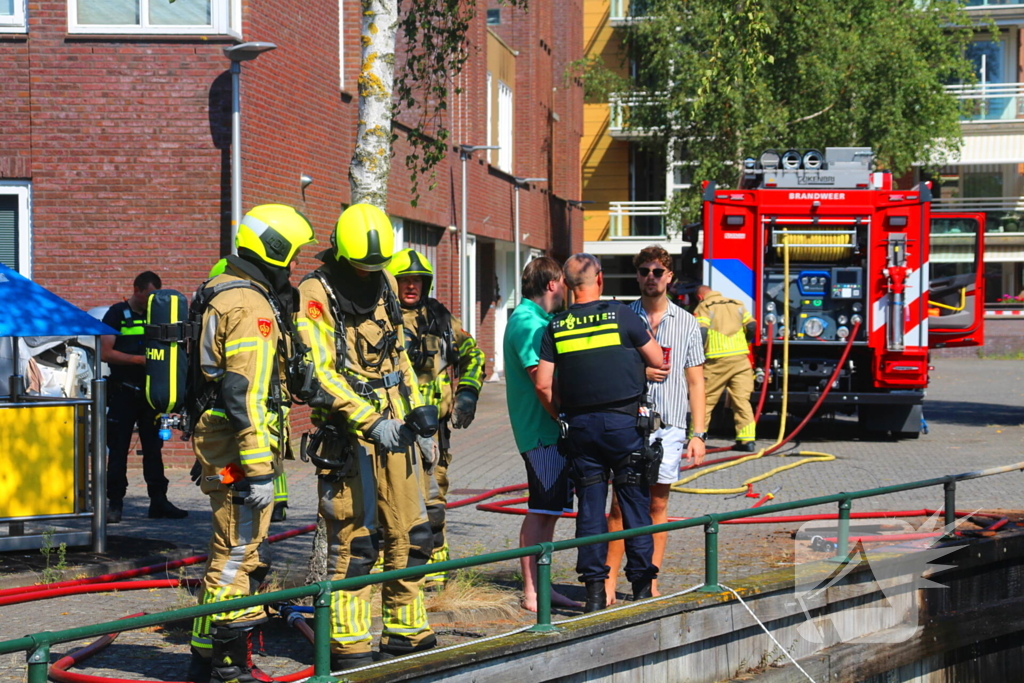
xmin=399 ymin=300 xmax=484 ymax=420
xmin=296 ymin=259 xmax=422 ymax=438
xmin=192 ymin=266 xmax=289 ymax=493
xmin=694 ymin=290 xmax=755 ymax=360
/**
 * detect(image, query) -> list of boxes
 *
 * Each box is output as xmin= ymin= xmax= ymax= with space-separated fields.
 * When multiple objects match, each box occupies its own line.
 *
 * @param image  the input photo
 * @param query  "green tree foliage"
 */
xmin=612 ymin=0 xmax=977 ymax=224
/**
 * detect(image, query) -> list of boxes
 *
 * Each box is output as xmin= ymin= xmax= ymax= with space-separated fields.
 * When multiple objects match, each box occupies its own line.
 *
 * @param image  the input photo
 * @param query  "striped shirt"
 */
xmin=630 ymin=298 xmax=705 ymax=427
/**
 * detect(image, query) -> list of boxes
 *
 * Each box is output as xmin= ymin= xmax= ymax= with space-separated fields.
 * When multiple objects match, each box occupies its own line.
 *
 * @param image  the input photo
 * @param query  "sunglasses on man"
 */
xmin=637 ymin=267 xmax=666 ymax=278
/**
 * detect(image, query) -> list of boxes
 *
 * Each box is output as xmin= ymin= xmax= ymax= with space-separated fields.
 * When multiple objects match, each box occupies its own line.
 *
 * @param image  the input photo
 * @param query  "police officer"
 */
xmin=386 ymin=248 xmax=485 ymax=584
xmin=296 ymin=204 xmax=436 ymax=671
xmin=694 ymin=285 xmax=757 ymax=452
xmin=534 ymin=253 xmax=664 ymax=613
xmin=101 ymin=271 xmax=187 ymax=524
xmin=186 ymin=205 xmax=316 ymax=683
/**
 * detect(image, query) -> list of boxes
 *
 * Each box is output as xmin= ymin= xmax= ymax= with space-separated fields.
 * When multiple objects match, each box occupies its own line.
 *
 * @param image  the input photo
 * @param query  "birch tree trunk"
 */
xmin=349 ymin=0 xmax=399 ymax=209
xmin=307 ymin=0 xmax=400 ymax=587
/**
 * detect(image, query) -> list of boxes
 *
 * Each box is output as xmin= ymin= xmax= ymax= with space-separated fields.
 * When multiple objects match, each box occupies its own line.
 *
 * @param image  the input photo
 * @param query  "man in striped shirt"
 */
xmin=606 ymin=245 xmax=707 ymax=602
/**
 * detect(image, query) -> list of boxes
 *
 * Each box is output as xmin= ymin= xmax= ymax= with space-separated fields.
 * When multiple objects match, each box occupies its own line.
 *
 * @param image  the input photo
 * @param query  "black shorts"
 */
xmin=520 ymin=443 xmax=573 ymax=516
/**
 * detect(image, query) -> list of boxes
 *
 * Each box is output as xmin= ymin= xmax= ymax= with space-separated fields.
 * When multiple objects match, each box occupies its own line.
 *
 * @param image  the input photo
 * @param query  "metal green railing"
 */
xmin=1 ymin=461 xmax=1021 ymax=683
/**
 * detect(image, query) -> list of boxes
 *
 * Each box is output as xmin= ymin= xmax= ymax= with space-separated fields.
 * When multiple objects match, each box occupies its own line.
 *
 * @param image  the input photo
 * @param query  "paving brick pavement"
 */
xmin=1 ymin=357 xmax=1022 ymax=680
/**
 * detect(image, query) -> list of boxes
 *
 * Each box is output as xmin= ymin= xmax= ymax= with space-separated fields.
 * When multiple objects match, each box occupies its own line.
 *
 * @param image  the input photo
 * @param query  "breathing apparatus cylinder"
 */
xmin=144 ymin=289 xmax=189 ymax=420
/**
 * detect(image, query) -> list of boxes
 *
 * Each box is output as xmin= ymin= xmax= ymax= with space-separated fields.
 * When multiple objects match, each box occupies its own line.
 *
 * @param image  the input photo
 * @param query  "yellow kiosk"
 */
xmin=0 ymin=264 xmax=116 ymax=552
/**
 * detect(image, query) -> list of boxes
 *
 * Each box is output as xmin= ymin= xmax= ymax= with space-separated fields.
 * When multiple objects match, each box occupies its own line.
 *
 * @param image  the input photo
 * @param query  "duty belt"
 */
xmin=346 ymin=369 xmax=403 ymax=397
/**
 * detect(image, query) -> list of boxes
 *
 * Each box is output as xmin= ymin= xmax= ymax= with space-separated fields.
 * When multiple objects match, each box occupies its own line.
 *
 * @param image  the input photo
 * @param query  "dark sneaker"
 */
xmin=149 ymin=498 xmax=189 ymax=519
xmin=329 ymin=651 xmax=375 ymax=672
xmin=108 ymin=500 xmax=123 ymax=524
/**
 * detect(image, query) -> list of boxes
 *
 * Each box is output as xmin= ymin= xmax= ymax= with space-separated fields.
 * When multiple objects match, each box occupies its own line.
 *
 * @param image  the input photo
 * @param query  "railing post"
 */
xmin=27 ymin=643 xmax=49 ymax=683
xmin=528 ymin=543 xmax=558 ymax=633
xmin=832 ymin=498 xmax=852 ymax=563
xmin=308 ymin=581 xmax=336 ymax=682
xmin=943 ymin=479 xmax=957 ymax=540
xmin=699 ymin=519 xmax=721 ymax=592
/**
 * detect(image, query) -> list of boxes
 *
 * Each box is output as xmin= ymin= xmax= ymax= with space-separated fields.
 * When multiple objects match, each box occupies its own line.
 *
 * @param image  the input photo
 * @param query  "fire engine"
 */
xmin=694 ymin=147 xmax=985 ymax=438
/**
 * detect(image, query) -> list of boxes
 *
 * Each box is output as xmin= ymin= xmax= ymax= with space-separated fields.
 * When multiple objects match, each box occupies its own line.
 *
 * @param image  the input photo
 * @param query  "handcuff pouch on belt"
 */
xmin=301 ymin=423 xmax=356 ymax=482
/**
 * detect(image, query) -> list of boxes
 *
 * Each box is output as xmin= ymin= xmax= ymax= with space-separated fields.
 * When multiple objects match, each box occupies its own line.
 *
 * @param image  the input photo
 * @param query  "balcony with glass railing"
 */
xmin=946 ymin=82 xmax=1024 ymax=123
xmin=965 ymin=0 xmax=1024 ymax=7
xmin=610 ymin=0 xmax=652 ymax=24
xmin=608 ymin=200 xmax=667 ymax=238
xmin=933 ymin=196 xmax=1024 ymax=233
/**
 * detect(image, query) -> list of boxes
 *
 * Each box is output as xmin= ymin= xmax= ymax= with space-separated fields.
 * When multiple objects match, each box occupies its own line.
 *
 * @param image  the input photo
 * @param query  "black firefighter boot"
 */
xmin=185 ymin=647 xmax=212 ymax=683
xmin=210 ymin=627 xmax=261 ymax=683
xmin=584 ymin=580 xmax=607 ymax=613
xmin=631 ymin=579 xmax=653 ymax=601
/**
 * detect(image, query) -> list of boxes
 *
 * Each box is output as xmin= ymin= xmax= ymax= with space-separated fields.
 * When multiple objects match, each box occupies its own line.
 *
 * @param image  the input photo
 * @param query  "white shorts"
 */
xmin=652 ymin=425 xmax=689 ymax=485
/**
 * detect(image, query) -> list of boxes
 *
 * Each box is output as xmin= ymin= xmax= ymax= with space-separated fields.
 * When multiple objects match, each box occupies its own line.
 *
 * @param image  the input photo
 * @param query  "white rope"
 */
xmin=719 ymin=583 xmax=817 ymax=683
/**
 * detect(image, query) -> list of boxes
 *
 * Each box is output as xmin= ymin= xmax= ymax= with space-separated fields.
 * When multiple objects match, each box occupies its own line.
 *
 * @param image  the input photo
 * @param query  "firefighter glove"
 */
xmin=452 ymin=390 xmax=478 ymax=429
xmin=367 ymin=418 xmax=415 ymax=453
xmin=417 ymin=434 xmax=438 ymax=471
xmin=190 ymin=459 xmax=202 ymax=487
xmin=244 ymin=481 xmax=275 ymax=510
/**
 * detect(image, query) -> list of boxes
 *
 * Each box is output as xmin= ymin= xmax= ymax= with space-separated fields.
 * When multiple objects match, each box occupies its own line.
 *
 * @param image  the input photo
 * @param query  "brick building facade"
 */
xmin=0 ymin=1 xmax=583 ymax=464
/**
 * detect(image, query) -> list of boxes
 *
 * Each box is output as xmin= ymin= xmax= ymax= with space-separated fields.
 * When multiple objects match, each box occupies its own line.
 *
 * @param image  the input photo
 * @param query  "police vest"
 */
xmin=106 ymin=301 xmax=147 ymax=384
xmin=550 ymin=301 xmax=645 ymax=411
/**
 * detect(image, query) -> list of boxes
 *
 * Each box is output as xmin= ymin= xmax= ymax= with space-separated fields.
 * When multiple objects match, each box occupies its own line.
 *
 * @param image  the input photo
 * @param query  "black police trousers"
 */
xmin=564 ymin=410 xmax=658 ymax=584
xmin=106 ymin=382 xmax=168 ymax=502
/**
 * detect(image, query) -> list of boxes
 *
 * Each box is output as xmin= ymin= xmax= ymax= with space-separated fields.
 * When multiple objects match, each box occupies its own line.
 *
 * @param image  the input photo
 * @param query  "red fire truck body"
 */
xmin=699 ymin=148 xmax=985 ymax=438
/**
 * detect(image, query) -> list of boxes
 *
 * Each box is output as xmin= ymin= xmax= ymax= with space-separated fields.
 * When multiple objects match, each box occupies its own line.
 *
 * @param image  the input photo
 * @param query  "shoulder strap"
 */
xmin=424 ymin=298 xmax=459 ymax=368
xmin=307 ymin=270 xmax=349 ymax=372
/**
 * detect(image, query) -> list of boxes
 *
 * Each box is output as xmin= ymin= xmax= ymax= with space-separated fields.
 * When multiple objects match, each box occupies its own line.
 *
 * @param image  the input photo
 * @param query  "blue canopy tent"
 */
xmin=0 ymin=263 xmax=117 ymax=552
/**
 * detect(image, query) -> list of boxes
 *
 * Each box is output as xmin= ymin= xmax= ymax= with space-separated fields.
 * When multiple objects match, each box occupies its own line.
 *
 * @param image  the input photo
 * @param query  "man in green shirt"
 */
xmin=503 ymin=256 xmax=578 ymax=611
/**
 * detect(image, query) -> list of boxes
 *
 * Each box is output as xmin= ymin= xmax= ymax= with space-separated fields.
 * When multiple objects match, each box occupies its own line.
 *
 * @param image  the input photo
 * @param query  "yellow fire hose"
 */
xmin=672 ymin=235 xmax=840 ymax=496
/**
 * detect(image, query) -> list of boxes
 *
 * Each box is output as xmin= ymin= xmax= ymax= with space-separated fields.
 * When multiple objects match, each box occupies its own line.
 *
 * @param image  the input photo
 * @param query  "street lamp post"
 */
xmin=512 ymin=177 xmax=548 ymax=307
xmin=224 ymin=42 xmax=277 ymax=254
xmin=459 ymin=144 xmax=499 ymax=336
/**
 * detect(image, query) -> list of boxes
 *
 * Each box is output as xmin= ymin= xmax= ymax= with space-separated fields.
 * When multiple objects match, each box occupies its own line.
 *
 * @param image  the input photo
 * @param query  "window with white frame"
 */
xmin=68 ymin=0 xmax=239 ymax=35
xmin=497 ymin=81 xmax=513 ymax=173
xmin=0 ymin=0 xmax=26 ymax=32
xmin=486 ymin=72 xmax=494 ymax=165
xmin=0 ymin=182 xmax=31 ymax=277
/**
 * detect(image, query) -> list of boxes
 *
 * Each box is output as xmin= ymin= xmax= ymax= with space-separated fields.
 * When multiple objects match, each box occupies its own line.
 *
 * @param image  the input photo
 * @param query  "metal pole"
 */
xmin=943 ymin=479 xmax=957 ymax=540
xmin=514 ymin=184 xmax=521 ymax=307
xmin=91 ymin=335 xmax=107 ymax=553
xmin=699 ymin=519 xmax=720 ymax=592
xmin=460 ymin=152 xmax=468 ymax=324
xmin=528 ymin=543 xmax=557 ymax=633
xmin=311 ymin=582 xmax=333 ymax=681
xmin=27 ymin=643 xmax=49 ymax=683
xmin=9 ymin=336 xmax=23 ymax=402
xmin=229 ymin=61 xmax=242 ymax=255
xmin=833 ymin=498 xmax=851 ymax=563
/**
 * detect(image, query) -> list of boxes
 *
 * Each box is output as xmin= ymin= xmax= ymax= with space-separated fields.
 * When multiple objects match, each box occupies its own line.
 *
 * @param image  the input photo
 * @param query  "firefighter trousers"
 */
xmin=703 ymin=354 xmax=756 ymax=442
xmin=419 ymin=447 xmax=452 ymax=583
xmin=320 ymin=439 xmax=434 ymax=655
xmin=190 ymin=487 xmax=274 ymax=656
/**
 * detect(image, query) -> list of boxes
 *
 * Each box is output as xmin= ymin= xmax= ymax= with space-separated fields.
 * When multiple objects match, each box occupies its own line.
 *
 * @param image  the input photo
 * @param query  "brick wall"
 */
xmin=4 ymin=0 xmax=582 ymax=468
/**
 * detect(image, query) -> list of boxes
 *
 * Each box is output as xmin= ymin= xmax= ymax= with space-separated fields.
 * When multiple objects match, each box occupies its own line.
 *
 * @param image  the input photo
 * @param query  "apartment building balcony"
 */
xmin=946 ymin=83 xmax=1024 ymax=124
xmin=607 ymin=93 xmax=661 ymax=138
xmin=608 ymin=200 xmax=667 ymax=238
xmin=609 ymin=0 xmax=652 ymax=25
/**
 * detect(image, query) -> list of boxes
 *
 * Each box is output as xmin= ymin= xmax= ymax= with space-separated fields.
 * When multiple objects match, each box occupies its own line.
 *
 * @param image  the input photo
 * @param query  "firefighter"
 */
xmin=207 ymin=258 xmax=290 ymax=523
xmin=693 ymin=285 xmax=758 ymax=452
xmin=296 ymin=204 xmax=436 ymax=671
xmin=186 ymin=205 xmax=316 ymax=683
xmin=386 ymin=248 xmax=485 ymax=585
